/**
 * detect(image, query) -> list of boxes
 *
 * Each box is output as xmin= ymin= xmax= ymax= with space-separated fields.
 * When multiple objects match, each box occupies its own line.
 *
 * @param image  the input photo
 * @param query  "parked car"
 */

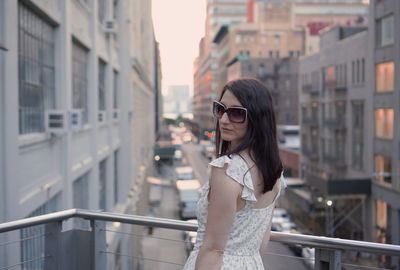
xmin=301 ymin=247 xmax=315 ymax=269
xmin=271 ymin=208 xmax=290 ymax=231
xmin=275 ymin=221 xmax=298 ymax=233
xmin=175 ymin=166 xmax=194 ymax=180
xmin=183 ymin=219 xmax=198 ymax=255
xmin=176 ymin=180 xmax=200 ymax=220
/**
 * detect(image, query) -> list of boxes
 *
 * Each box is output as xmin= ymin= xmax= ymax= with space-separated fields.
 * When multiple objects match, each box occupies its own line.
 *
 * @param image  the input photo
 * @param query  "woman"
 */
xmin=183 ymin=78 xmax=286 ymax=270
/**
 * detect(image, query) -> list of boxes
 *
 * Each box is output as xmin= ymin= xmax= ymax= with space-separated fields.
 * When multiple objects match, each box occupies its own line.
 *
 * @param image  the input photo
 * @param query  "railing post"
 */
xmin=45 ymin=221 xmax=63 ymax=270
xmin=91 ymin=220 xmax=106 ymax=270
xmin=315 ymin=248 xmax=341 ymax=270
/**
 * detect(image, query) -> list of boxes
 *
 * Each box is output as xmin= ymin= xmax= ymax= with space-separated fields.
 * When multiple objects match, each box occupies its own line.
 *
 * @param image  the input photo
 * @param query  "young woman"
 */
xmin=183 ymin=78 xmax=286 ymax=270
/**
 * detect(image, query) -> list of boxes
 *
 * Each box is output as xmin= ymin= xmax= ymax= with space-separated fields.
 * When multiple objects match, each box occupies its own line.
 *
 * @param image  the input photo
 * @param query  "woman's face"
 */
xmin=218 ymin=90 xmax=248 ymax=148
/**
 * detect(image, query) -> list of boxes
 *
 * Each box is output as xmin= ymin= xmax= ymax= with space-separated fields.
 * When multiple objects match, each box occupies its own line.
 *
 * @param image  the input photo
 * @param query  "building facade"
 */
xmin=368 ymin=1 xmax=400 ymax=267
xmin=193 ymin=0 xmax=248 ymax=139
xmin=0 ymin=0 xmax=161 ymax=269
xmin=299 ymin=18 xmax=400 ymax=267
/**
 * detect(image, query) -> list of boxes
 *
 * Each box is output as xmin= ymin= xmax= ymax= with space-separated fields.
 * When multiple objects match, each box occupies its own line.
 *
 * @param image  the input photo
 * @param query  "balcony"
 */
xmin=302 ymin=117 xmax=318 ymax=127
xmin=0 ymin=209 xmax=399 ymax=270
xmin=334 ymin=85 xmax=347 ymax=93
xmin=302 ymin=84 xmax=319 ymax=96
xmin=302 ymin=148 xmax=319 ymax=161
xmin=323 ymin=118 xmax=346 ymax=131
xmin=306 ymin=171 xmax=371 ymax=196
xmin=323 ymin=154 xmax=347 ymax=169
xmin=325 ymin=79 xmax=336 ymax=90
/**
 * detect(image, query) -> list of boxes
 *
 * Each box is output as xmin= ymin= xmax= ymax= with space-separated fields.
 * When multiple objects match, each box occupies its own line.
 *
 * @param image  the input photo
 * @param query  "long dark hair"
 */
xmin=215 ymin=78 xmax=283 ymax=193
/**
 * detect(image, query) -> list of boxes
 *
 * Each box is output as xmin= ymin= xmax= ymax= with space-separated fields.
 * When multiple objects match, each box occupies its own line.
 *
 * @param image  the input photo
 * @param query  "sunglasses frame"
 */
xmin=213 ymin=100 xmax=248 ymax=124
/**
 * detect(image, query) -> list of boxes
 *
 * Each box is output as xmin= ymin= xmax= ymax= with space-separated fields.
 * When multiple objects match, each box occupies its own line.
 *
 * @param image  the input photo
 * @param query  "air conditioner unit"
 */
xmin=98 ymin=111 xmax=107 ymax=123
xmin=112 ymin=109 xmax=120 ymax=120
xmin=69 ymin=109 xmax=83 ymax=130
xmin=45 ymin=110 xmax=66 ymax=134
xmin=103 ymin=20 xmax=118 ymax=33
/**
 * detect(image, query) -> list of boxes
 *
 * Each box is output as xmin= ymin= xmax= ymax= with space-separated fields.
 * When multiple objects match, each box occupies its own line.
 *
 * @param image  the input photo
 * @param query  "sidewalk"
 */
xmin=141 ymin=182 xmax=187 ymax=270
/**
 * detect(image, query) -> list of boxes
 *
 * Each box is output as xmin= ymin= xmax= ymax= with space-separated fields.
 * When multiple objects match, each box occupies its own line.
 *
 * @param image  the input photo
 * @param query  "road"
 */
xmin=181 ymin=142 xmax=311 ymax=270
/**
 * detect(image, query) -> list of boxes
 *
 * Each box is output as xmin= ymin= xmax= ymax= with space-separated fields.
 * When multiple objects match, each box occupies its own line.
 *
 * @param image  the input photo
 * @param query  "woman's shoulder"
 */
xmin=209 ymin=153 xmax=257 ymax=202
xmin=209 ymin=153 xmax=245 ymax=169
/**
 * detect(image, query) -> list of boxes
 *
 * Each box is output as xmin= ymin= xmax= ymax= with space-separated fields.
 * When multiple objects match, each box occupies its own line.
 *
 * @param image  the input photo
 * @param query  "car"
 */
xmin=175 ymin=166 xmax=194 ymax=180
xmin=275 ymin=221 xmax=298 ymax=233
xmin=176 ymin=180 xmax=201 ymax=220
xmin=301 ymin=247 xmax=315 ymax=269
xmin=203 ymin=145 xmax=214 ymax=160
xmin=183 ymin=219 xmax=198 ymax=254
xmin=271 ymin=208 xmax=290 ymax=231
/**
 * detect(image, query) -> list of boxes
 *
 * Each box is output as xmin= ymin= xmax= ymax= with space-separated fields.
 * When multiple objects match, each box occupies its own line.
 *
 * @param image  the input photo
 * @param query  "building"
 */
xmin=299 ymin=25 xmax=371 ymax=241
xmin=163 ymin=85 xmax=191 ymax=115
xmin=368 ymin=0 xmax=400 ymax=267
xmin=192 ymin=0 xmax=248 ymax=139
xmin=193 ymin=0 xmax=369 ymax=135
xmin=299 ymin=18 xmax=400 ymax=267
xmin=0 ymin=0 xmax=161 ymax=269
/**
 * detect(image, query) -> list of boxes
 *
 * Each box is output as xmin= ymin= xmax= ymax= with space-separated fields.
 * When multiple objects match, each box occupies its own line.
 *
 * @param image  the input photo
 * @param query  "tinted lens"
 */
xmin=213 ymin=102 xmax=225 ymax=118
xmin=227 ymin=108 xmax=246 ymax=123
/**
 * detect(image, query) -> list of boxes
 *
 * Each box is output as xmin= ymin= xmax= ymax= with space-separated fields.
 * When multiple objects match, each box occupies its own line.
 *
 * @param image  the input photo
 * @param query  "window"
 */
xmin=73 ymin=173 xmax=89 ymax=209
xmin=352 ymin=61 xmax=355 ymax=84
xmin=269 ymin=51 xmax=273 ymax=58
xmin=375 ymin=62 xmax=394 ymax=92
xmin=113 ymin=70 xmax=118 ymax=110
xmin=21 ymin=194 xmax=60 ymax=269
xmin=375 ymin=155 xmax=392 ymax=185
xmin=98 ymin=59 xmax=106 ymax=112
xmin=352 ymin=101 xmax=364 ymax=170
xmin=325 ymin=66 xmax=335 ymax=82
xmin=72 ymin=41 xmax=89 ymax=123
xmin=361 ymin=58 xmax=365 ymax=82
xmin=99 ymin=159 xmax=107 ymax=210
xmin=375 ymin=109 xmax=394 ymax=139
xmin=375 ymin=199 xmax=390 ymax=244
xmin=356 ymin=60 xmax=360 ymax=83
xmin=377 ymin=15 xmax=394 ymax=47
xmin=18 ymin=3 xmax=56 ymax=134
xmin=98 ymin=0 xmax=107 ymax=23
xmin=113 ymin=0 xmax=119 ymax=20
xmin=114 ymin=149 xmax=119 ymax=204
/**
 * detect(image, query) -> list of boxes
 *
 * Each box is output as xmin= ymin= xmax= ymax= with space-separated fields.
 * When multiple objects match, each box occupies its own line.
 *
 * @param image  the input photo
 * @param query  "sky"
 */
xmin=152 ymin=0 xmax=206 ymax=96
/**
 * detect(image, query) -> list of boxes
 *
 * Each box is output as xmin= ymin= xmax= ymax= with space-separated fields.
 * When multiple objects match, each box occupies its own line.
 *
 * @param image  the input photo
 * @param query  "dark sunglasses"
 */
xmin=212 ymin=100 xmax=247 ymax=124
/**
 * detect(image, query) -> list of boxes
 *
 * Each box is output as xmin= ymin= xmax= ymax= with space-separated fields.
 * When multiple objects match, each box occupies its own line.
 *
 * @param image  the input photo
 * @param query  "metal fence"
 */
xmin=0 ymin=209 xmax=399 ymax=270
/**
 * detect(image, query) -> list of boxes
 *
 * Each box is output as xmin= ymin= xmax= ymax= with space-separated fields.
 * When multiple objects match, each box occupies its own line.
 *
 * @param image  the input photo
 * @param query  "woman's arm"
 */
xmin=194 ymin=165 xmax=242 ymax=270
xmin=259 ymin=219 xmax=272 ymax=256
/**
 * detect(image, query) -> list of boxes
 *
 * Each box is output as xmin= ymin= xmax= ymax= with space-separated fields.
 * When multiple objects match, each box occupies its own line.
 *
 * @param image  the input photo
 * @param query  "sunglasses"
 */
xmin=213 ymin=100 xmax=247 ymax=124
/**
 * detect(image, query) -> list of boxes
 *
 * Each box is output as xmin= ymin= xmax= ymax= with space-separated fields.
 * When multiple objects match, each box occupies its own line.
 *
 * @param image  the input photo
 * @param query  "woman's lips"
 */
xmin=221 ymin=127 xmax=232 ymax=132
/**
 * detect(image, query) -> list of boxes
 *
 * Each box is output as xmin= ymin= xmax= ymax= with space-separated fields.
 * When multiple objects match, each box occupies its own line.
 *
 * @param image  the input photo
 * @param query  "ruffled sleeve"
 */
xmin=273 ymin=170 xmax=287 ymax=203
xmin=209 ymin=155 xmax=257 ymax=202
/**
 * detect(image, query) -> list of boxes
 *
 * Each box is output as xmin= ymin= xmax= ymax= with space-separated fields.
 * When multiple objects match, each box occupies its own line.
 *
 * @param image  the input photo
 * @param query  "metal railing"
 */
xmin=0 ymin=209 xmax=399 ymax=270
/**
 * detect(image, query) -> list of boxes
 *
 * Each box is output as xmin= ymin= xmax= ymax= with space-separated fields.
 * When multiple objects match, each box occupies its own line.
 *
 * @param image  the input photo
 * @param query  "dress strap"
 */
xmin=209 ymin=154 xmax=257 ymax=202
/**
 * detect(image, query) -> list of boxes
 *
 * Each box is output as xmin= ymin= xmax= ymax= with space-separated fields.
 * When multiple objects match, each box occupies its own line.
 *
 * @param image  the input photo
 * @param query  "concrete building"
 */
xmin=163 ymin=85 xmax=191 ymax=115
xmin=193 ymin=0 xmax=248 ymax=139
xmin=368 ymin=1 xmax=400 ymax=267
xmin=194 ymin=0 xmax=369 ymax=135
xmin=299 ymin=25 xmax=372 ymax=241
xmin=299 ymin=18 xmax=400 ymax=267
xmin=0 ymin=0 xmax=161 ymax=269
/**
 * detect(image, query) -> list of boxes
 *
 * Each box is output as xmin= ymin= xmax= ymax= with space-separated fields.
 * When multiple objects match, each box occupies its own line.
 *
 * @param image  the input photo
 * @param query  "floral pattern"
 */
xmin=183 ymin=154 xmax=286 ymax=270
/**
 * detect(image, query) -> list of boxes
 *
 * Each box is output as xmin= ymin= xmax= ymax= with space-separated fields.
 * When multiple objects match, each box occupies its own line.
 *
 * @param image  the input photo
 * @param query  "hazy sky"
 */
xmin=152 ymin=0 xmax=206 ymax=95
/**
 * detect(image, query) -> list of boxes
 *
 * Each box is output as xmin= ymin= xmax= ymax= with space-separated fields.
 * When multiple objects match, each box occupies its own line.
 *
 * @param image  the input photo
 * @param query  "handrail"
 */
xmin=0 ymin=209 xmax=399 ymax=256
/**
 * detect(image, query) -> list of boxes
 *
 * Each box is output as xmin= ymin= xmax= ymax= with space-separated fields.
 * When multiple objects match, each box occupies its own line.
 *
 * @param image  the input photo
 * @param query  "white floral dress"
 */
xmin=183 ymin=154 xmax=286 ymax=270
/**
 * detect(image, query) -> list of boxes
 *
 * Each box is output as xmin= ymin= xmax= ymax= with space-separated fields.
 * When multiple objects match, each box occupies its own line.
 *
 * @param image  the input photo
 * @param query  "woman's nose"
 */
xmin=220 ymin=112 xmax=230 ymax=123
